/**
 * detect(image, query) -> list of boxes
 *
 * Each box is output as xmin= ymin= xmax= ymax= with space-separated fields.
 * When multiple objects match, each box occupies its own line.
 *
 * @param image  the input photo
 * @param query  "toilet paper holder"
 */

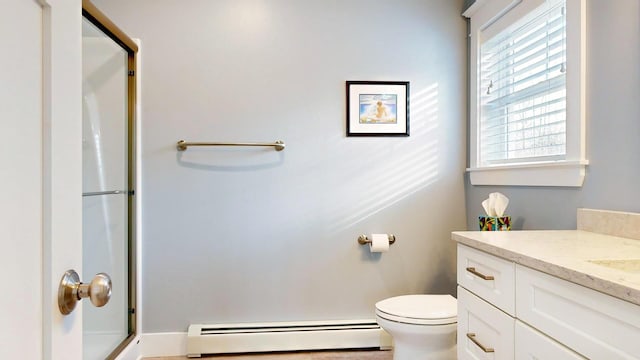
xmin=358 ymin=234 xmax=396 ymax=245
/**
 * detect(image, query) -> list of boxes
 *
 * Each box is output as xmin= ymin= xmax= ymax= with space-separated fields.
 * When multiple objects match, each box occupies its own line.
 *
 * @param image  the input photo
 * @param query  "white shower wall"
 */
xmin=92 ymin=0 xmax=468 ymax=333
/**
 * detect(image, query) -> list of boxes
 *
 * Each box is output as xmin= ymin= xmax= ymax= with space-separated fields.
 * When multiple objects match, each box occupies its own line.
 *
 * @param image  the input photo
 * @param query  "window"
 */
xmin=464 ymin=0 xmax=587 ymax=186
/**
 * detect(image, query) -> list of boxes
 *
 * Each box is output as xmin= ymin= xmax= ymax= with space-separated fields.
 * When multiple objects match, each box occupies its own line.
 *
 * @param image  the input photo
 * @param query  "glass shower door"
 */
xmin=82 ymin=16 xmax=132 ymax=360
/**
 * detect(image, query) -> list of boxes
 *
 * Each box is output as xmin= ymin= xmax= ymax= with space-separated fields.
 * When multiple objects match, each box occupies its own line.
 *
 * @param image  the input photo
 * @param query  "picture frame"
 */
xmin=346 ymin=81 xmax=410 ymax=137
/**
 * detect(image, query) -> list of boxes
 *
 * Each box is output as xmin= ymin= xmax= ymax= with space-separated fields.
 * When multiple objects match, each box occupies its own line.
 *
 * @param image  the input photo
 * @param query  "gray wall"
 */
xmin=465 ymin=0 xmax=640 ymax=230
xmin=94 ymin=0 xmax=467 ymax=332
xmin=463 ymin=0 xmax=476 ymax=12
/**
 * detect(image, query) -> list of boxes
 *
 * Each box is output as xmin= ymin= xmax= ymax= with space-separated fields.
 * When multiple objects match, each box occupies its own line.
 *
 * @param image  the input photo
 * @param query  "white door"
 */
xmin=0 ymin=0 xmax=49 ymax=358
xmin=43 ymin=0 xmax=85 ymax=358
xmin=3 ymin=1 xmax=136 ymax=358
xmin=1 ymin=0 xmax=83 ymax=359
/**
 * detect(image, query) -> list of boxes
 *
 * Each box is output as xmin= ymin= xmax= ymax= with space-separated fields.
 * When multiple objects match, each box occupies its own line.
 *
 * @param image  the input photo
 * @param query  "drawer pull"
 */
xmin=466 ymin=333 xmax=495 ymax=353
xmin=466 ymin=267 xmax=495 ymax=280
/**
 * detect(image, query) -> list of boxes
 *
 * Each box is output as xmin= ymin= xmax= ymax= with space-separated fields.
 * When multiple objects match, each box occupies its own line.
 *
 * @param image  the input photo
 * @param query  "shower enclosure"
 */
xmin=82 ymin=2 xmax=137 ymax=358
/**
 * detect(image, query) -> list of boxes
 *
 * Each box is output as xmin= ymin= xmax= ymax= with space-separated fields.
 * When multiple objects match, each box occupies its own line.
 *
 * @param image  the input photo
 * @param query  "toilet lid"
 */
xmin=375 ymin=295 xmax=457 ymax=325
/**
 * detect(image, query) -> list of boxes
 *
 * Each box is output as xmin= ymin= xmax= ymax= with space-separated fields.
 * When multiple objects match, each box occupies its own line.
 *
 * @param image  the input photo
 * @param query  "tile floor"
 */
xmin=143 ymin=349 xmax=393 ymax=360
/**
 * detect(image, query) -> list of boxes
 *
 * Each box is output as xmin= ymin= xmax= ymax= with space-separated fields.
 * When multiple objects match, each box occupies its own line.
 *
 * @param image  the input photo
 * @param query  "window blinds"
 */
xmin=479 ymin=0 xmax=566 ymax=166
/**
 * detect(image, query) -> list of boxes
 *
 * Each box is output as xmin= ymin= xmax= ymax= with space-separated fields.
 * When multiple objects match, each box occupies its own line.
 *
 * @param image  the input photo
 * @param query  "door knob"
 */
xmin=58 ymin=269 xmax=112 ymax=315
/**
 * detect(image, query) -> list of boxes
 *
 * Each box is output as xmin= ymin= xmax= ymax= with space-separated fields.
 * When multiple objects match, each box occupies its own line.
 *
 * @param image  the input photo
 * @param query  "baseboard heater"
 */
xmin=187 ymin=319 xmax=392 ymax=358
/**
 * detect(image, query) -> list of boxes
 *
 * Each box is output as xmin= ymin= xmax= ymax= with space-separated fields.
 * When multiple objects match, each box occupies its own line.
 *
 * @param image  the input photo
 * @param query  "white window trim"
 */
xmin=464 ymin=0 xmax=588 ymax=187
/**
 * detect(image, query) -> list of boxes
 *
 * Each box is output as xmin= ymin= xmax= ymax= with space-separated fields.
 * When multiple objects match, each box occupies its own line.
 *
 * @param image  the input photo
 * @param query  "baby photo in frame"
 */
xmin=346 ymin=81 xmax=410 ymax=136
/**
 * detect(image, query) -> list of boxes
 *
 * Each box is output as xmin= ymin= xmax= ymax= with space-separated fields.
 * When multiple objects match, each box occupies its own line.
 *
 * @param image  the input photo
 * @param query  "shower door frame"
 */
xmin=82 ymin=1 xmax=138 ymax=358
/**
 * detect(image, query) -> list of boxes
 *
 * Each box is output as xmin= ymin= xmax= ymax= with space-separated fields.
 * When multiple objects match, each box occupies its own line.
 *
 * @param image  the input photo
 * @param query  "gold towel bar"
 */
xmin=177 ymin=140 xmax=285 ymax=152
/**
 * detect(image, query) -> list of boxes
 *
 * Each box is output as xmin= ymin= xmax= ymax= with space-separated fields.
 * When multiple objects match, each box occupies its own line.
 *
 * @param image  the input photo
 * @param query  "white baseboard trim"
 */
xmin=187 ymin=320 xmax=390 ymax=357
xmin=133 ymin=327 xmax=391 ymax=358
xmin=139 ymin=332 xmax=188 ymax=358
xmin=114 ymin=335 xmax=142 ymax=360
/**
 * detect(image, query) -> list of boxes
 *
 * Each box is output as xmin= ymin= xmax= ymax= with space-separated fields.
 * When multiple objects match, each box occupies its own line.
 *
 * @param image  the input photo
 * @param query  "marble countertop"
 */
xmin=452 ymin=230 xmax=640 ymax=306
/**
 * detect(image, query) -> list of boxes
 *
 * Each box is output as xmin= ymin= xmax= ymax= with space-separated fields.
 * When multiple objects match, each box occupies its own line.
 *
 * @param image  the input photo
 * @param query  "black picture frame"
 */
xmin=346 ymin=81 xmax=410 ymax=137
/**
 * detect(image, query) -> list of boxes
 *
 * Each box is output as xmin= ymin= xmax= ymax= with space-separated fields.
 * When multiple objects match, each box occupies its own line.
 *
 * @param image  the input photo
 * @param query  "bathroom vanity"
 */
xmin=452 ymin=209 xmax=640 ymax=360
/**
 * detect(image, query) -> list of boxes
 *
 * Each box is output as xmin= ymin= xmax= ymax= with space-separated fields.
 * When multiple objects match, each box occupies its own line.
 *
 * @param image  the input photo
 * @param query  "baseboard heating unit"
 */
xmin=187 ymin=319 xmax=392 ymax=358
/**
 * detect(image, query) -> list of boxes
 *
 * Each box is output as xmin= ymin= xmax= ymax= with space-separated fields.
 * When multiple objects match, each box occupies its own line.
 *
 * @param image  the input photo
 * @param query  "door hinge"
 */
xmin=128 ymin=70 xmax=135 ymax=76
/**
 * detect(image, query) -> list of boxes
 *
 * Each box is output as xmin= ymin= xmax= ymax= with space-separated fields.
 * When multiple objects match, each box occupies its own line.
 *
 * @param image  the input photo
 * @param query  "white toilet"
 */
xmin=375 ymin=294 xmax=457 ymax=359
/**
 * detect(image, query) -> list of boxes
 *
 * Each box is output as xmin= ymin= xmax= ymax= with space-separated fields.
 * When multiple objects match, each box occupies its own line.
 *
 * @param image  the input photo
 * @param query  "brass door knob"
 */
xmin=58 ymin=269 xmax=112 ymax=315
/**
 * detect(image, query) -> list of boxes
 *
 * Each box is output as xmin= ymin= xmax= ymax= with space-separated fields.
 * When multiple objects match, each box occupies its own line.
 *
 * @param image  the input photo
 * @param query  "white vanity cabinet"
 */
xmin=457 ymin=245 xmax=515 ymax=315
xmin=456 ymin=243 xmax=640 ymax=360
xmin=514 ymin=321 xmax=585 ymax=360
xmin=457 ymin=286 xmax=514 ymax=359
xmin=457 ymin=245 xmax=516 ymax=359
xmin=516 ymin=264 xmax=640 ymax=359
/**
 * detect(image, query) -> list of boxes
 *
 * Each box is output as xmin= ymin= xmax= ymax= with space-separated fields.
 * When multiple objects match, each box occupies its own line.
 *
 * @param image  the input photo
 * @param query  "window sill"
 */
xmin=467 ymin=160 xmax=589 ymax=187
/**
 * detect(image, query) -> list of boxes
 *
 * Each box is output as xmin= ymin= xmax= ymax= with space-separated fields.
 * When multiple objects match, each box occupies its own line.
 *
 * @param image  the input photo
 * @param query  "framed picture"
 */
xmin=346 ymin=81 xmax=410 ymax=137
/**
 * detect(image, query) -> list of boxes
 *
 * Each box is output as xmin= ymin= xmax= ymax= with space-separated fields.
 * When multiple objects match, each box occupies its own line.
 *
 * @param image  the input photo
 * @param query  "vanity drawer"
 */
xmin=515 ymin=320 xmax=585 ymax=359
xmin=457 ymin=286 xmax=514 ymax=360
xmin=516 ymin=265 xmax=640 ymax=359
xmin=457 ymin=244 xmax=515 ymax=315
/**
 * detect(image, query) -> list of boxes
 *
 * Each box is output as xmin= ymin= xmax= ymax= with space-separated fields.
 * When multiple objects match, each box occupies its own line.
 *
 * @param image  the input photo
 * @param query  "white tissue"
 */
xmin=369 ymin=234 xmax=390 ymax=253
xmin=482 ymin=199 xmax=495 ymax=216
xmin=492 ymin=192 xmax=509 ymax=217
xmin=482 ymin=192 xmax=509 ymax=217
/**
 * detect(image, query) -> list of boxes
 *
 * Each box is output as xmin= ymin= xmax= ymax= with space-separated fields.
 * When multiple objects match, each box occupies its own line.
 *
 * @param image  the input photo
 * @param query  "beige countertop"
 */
xmin=452 ymin=229 xmax=640 ymax=306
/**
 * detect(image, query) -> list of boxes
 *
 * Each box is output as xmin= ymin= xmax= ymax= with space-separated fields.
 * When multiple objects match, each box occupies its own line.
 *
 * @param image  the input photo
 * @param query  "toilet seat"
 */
xmin=375 ymin=294 xmax=457 ymax=325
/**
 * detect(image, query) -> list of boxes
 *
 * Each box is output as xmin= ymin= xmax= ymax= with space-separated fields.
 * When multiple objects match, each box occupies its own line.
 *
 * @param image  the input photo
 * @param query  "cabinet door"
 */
xmin=458 ymin=286 xmax=514 ymax=360
xmin=515 ymin=321 xmax=586 ymax=359
xmin=457 ymin=244 xmax=515 ymax=315
xmin=516 ymin=265 xmax=640 ymax=359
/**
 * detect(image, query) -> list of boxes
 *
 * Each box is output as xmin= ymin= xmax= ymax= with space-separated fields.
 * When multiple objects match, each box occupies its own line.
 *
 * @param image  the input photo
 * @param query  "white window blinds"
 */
xmin=479 ymin=0 xmax=566 ymax=166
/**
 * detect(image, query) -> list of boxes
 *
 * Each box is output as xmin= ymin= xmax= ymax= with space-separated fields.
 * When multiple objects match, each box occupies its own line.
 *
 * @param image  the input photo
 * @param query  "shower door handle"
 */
xmin=58 ymin=269 xmax=112 ymax=315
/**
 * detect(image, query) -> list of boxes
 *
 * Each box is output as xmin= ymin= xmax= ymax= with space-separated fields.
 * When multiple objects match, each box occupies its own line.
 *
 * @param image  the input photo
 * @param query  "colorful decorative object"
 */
xmin=479 ymin=216 xmax=511 ymax=231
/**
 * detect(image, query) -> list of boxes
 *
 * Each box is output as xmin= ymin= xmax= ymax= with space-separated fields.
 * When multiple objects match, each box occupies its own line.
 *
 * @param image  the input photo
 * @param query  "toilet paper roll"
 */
xmin=370 ymin=234 xmax=390 ymax=253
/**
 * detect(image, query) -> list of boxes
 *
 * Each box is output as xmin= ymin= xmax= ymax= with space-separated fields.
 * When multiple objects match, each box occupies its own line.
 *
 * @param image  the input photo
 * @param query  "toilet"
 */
xmin=375 ymin=294 xmax=457 ymax=359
